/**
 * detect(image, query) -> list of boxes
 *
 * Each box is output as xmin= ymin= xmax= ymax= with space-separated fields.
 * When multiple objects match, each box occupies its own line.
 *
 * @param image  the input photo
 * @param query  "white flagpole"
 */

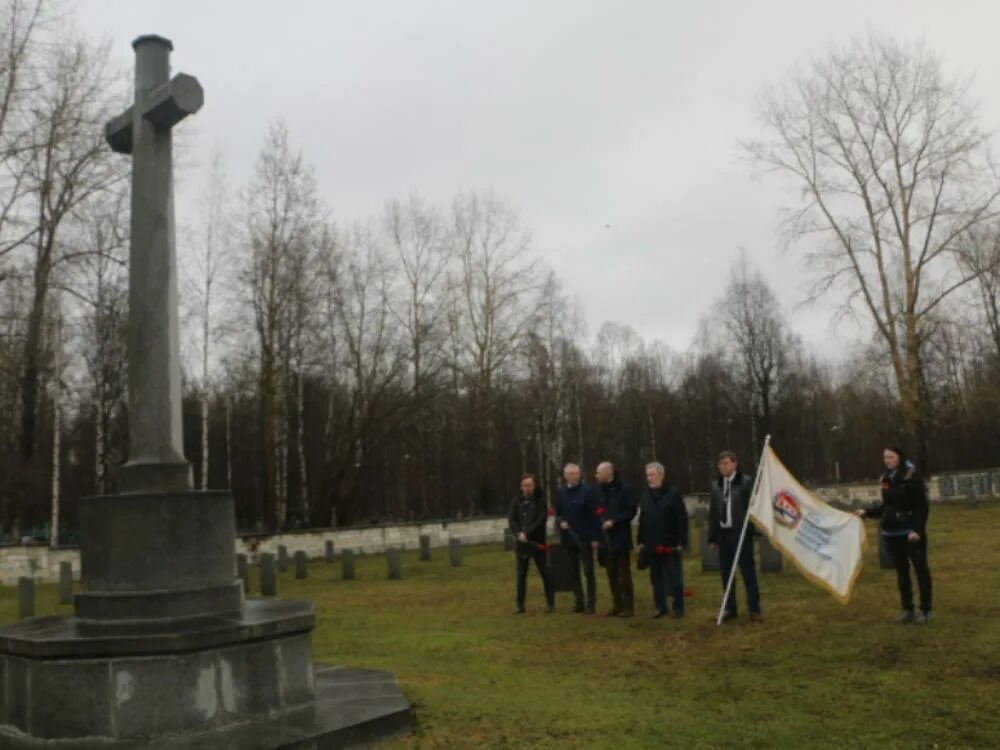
xmin=715 ymin=434 xmax=771 ymax=626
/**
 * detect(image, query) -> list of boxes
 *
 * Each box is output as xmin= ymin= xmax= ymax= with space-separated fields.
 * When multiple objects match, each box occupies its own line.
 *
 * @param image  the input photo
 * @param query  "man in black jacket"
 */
xmin=637 ymin=462 xmax=689 ymax=619
xmin=595 ymin=461 xmax=637 ymax=618
xmin=554 ymin=463 xmax=600 ymax=614
xmin=508 ymin=473 xmax=554 ymax=614
xmin=856 ymin=446 xmax=932 ymax=624
xmin=708 ymin=450 xmax=762 ymax=623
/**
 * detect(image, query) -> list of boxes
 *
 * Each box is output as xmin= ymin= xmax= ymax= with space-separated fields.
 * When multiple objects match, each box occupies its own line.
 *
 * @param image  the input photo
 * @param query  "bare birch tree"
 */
xmin=746 ymin=34 xmax=1000 ymax=464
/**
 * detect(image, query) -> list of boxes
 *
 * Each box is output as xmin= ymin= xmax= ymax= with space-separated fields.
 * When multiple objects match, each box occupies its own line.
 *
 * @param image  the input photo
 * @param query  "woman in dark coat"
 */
xmin=857 ymin=446 xmax=932 ymax=623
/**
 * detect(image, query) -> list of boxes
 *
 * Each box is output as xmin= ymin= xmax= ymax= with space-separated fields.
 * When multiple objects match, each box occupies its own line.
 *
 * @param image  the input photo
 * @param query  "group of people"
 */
xmin=507 ymin=451 xmax=763 ymax=620
xmin=508 ymin=446 xmax=934 ymax=624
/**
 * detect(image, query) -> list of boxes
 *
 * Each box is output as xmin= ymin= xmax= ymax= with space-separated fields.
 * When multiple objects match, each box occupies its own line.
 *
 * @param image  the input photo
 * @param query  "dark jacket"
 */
xmin=637 ymin=484 xmax=689 ymax=551
xmin=867 ymin=462 xmax=929 ymax=535
xmin=708 ymin=471 xmax=754 ymax=544
xmin=553 ymin=482 xmax=600 ymax=548
xmin=508 ymin=486 xmax=548 ymax=545
xmin=594 ymin=472 xmax=637 ymax=552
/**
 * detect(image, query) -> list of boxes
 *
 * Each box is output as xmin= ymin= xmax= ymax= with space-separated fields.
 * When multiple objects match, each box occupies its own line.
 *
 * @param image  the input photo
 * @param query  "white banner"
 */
xmin=749 ymin=445 xmax=867 ymax=604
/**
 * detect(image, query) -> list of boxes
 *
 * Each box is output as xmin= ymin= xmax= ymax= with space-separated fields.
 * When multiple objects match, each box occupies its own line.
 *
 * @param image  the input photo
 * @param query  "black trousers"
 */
xmin=605 ymin=550 xmax=634 ymax=614
xmin=884 ymin=533 xmax=932 ymax=613
xmin=566 ymin=543 xmax=596 ymax=610
xmin=649 ymin=553 xmax=684 ymax=615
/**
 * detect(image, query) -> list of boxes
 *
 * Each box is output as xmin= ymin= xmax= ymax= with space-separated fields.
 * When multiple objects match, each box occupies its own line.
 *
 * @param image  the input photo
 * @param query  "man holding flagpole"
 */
xmin=709 ymin=450 xmax=763 ymax=623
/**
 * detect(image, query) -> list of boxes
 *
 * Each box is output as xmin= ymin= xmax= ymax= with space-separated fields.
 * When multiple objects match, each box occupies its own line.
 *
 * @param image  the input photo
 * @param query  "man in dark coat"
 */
xmin=708 ymin=450 xmax=762 ymax=623
xmin=594 ymin=461 xmax=637 ymax=618
xmin=507 ymin=473 xmax=554 ymax=614
xmin=637 ymin=462 xmax=689 ymax=618
xmin=553 ymin=463 xmax=600 ymax=614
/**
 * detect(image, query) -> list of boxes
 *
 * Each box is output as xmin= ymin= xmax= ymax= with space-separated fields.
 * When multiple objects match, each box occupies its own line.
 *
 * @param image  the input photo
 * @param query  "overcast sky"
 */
xmin=73 ymin=0 xmax=1000 ymax=361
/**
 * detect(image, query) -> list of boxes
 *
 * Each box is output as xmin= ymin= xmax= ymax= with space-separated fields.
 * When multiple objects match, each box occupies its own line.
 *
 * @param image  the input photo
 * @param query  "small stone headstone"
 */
xmin=758 ymin=535 xmax=783 ymax=573
xmin=503 ymin=529 xmax=514 ymax=551
xmin=694 ymin=508 xmax=709 ymax=527
xmin=58 ymin=561 xmax=73 ymax=605
xmin=324 ymin=539 xmax=335 ymax=563
xmin=236 ymin=554 xmax=250 ymax=594
xmin=294 ymin=550 xmax=308 ymax=579
xmin=419 ymin=534 xmax=432 ymax=561
xmin=878 ymin=535 xmax=894 ymax=570
xmin=699 ymin=527 xmax=720 ymax=572
xmin=449 ymin=538 xmax=463 ymax=567
xmin=387 ymin=548 xmax=402 ymax=579
xmin=342 ymin=549 xmax=356 ymax=580
xmin=277 ymin=545 xmax=289 ymax=573
xmin=547 ymin=543 xmax=574 ymax=592
xmin=260 ymin=552 xmax=277 ymax=596
xmin=18 ymin=577 xmax=34 ymax=620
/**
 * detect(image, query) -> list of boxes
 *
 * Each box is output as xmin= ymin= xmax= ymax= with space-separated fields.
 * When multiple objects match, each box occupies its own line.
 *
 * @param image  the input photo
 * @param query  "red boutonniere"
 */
xmin=537 ymin=543 xmax=548 ymax=552
xmin=595 ymin=506 xmax=606 ymax=516
xmin=546 ymin=507 xmax=555 ymax=517
xmin=655 ymin=545 xmax=671 ymax=556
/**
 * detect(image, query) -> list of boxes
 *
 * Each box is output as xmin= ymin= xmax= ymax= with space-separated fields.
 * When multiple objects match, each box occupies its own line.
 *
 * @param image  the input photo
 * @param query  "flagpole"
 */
xmin=716 ymin=434 xmax=771 ymax=626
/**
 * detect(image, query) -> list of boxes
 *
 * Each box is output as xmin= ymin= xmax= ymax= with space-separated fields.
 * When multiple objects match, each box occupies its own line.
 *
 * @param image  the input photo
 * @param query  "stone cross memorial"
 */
xmin=0 ymin=36 xmax=409 ymax=749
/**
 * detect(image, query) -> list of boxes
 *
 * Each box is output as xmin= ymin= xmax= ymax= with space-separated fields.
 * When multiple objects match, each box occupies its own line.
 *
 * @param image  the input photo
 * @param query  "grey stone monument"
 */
xmin=325 ymin=539 xmax=335 ymax=563
xmin=260 ymin=552 xmax=277 ymax=596
xmin=236 ymin=553 xmax=250 ymax=594
xmin=58 ymin=561 xmax=73 ymax=605
xmin=278 ymin=544 xmax=289 ymax=573
xmin=0 ymin=36 xmax=408 ymax=749
xmin=17 ymin=577 xmax=33 ymax=620
xmin=294 ymin=550 xmax=309 ymax=579
xmin=699 ymin=527 xmax=720 ymax=572
xmin=449 ymin=537 xmax=463 ymax=567
xmin=758 ymin=535 xmax=783 ymax=573
xmin=419 ymin=534 xmax=432 ymax=561
xmin=342 ymin=549 xmax=356 ymax=580
xmin=387 ymin=548 xmax=403 ymax=580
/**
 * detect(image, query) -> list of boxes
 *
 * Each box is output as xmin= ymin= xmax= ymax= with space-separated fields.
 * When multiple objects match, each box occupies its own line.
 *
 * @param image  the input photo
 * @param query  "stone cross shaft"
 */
xmin=105 ymin=35 xmax=202 ymax=492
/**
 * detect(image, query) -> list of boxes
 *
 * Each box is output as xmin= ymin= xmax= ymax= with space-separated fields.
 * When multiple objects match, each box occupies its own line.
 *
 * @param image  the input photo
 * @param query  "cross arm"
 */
xmin=103 ymin=73 xmax=204 ymax=155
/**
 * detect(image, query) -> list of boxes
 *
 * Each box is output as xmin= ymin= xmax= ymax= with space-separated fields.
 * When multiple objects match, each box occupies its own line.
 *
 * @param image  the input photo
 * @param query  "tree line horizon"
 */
xmin=1 ymin=3 xmax=998 ymax=538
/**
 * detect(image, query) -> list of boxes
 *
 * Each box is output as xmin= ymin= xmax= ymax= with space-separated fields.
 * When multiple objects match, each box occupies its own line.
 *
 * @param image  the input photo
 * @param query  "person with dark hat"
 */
xmin=637 ymin=462 xmax=689 ymax=619
xmin=508 ymin=473 xmax=555 ymax=614
xmin=856 ymin=446 xmax=933 ymax=624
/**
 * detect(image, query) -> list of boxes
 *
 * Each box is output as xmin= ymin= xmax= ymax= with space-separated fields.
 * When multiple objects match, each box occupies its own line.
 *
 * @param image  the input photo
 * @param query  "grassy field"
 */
xmin=3 ymin=505 xmax=999 ymax=749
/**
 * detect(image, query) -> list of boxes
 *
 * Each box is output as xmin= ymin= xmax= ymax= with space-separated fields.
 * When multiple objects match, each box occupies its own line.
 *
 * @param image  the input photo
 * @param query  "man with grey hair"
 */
xmin=594 ymin=460 xmax=637 ymax=617
xmin=637 ymin=461 xmax=689 ymax=618
xmin=554 ymin=462 xmax=599 ymax=613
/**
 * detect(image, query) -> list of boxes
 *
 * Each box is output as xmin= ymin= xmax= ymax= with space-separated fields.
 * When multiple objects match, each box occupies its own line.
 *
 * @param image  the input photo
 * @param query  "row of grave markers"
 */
xmin=234 ymin=535 xmax=465 ymax=597
xmin=14 ymin=522 xmax=896 ymax=618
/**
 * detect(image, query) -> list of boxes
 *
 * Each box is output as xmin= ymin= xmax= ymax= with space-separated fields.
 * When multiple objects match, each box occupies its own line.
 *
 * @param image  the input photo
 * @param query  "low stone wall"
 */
xmin=3 ymin=466 xmax=998 ymax=584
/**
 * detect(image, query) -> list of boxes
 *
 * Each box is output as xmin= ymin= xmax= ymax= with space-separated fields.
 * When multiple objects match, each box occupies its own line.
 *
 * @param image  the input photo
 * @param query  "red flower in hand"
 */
xmin=595 ymin=507 xmax=606 ymax=517
xmin=683 ymin=588 xmax=693 ymax=597
xmin=546 ymin=507 xmax=555 ymax=517
xmin=537 ymin=543 xmax=548 ymax=552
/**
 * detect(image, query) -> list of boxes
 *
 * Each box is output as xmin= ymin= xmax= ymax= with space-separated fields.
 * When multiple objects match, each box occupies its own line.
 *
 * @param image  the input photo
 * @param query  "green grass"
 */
xmin=4 ymin=506 xmax=1000 ymax=749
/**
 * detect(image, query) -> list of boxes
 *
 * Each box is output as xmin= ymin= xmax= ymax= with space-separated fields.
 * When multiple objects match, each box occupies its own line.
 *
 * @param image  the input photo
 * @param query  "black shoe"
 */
xmin=894 ymin=609 xmax=915 ymax=624
xmin=915 ymin=610 xmax=932 ymax=624
xmin=749 ymin=612 xmax=764 ymax=624
xmin=585 ymin=607 xmax=596 ymax=615
xmin=514 ymin=607 xmax=525 ymax=615
xmin=721 ymin=611 xmax=738 ymax=623
xmin=651 ymin=610 xmax=667 ymax=619
xmin=545 ymin=605 xmax=555 ymax=614
xmin=672 ymin=611 xmax=685 ymax=619
xmin=572 ymin=603 xmax=585 ymax=613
